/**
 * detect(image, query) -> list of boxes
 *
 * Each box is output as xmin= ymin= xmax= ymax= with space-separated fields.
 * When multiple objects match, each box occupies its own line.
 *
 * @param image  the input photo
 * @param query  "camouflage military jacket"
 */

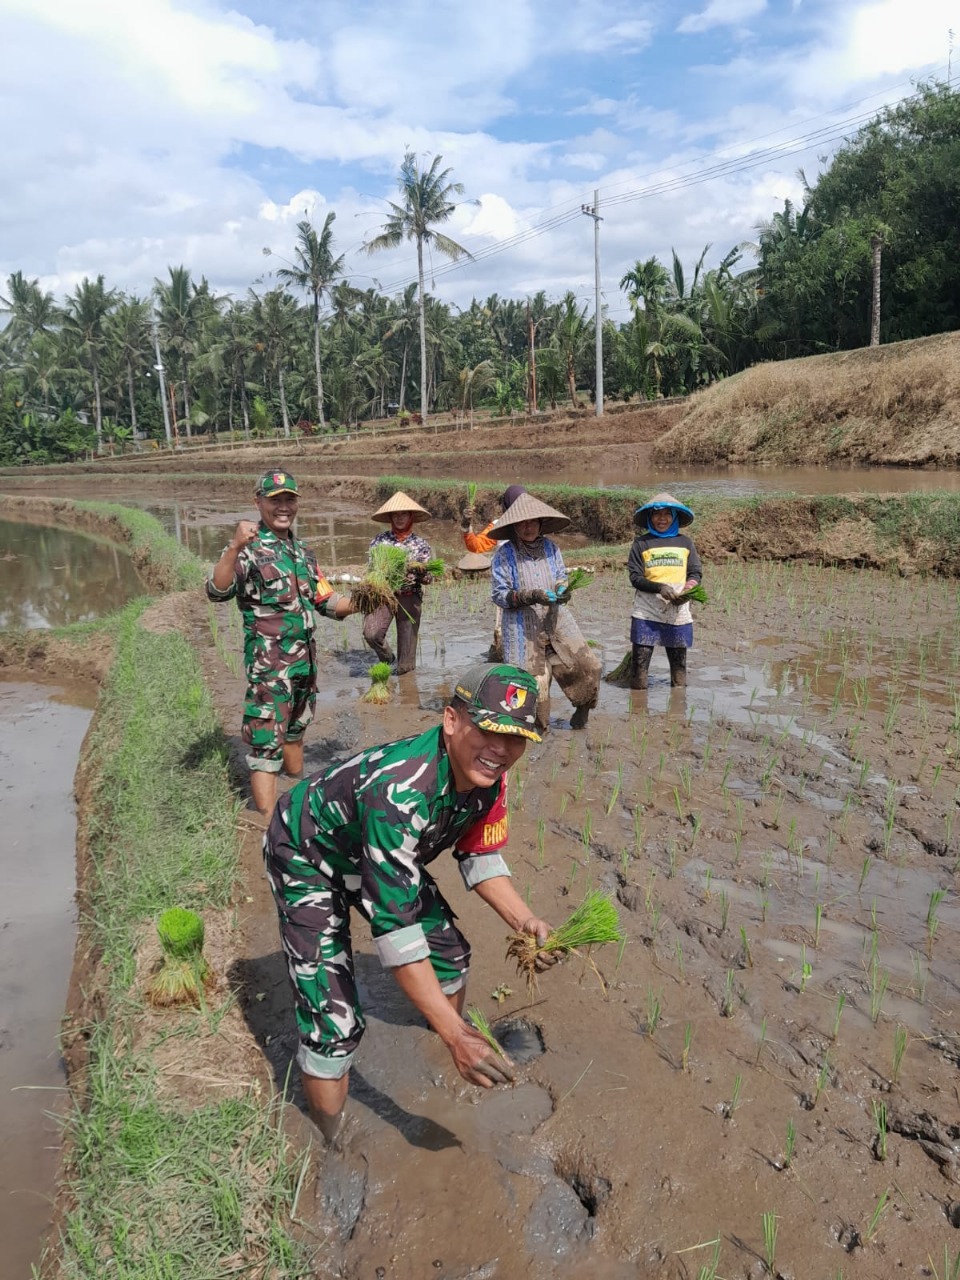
xmin=276 ymin=725 xmax=511 ymax=968
xmin=206 ymin=524 xmax=330 ymax=679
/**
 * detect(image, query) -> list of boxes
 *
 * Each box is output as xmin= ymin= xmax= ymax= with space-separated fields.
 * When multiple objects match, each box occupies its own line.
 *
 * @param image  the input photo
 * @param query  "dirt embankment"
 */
xmin=654 ymin=330 xmax=960 ymax=468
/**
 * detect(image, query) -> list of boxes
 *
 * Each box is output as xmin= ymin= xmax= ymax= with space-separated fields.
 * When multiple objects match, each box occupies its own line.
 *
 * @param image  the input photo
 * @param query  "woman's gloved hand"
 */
xmin=459 ymin=507 xmax=474 ymax=533
xmin=511 ymin=588 xmax=555 ymax=607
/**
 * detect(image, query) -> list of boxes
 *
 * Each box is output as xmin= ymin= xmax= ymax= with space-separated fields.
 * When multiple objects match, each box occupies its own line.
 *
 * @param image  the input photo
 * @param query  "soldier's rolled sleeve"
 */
xmin=375 ymin=922 xmax=430 ymax=967
xmin=205 ymin=574 xmax=237 ymax=602
xmin=315 ymin=591 xmax=349 ymax=619
xmin=457 ymin=852 xmax=511 ymax=889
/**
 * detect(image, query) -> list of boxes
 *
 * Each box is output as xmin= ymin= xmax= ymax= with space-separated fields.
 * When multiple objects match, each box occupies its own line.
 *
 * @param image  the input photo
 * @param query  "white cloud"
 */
xmin=677 ymin=0 xmax=767 ymax=35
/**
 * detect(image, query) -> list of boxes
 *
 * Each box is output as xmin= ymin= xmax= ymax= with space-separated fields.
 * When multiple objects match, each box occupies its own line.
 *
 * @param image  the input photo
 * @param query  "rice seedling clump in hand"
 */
xmin=565 ymin=568 xmax=594 ymax=592
xmin=362 ymin=661 xmax=393 ymax=704
xmin=466 ymin=481 xmax=478 ymax=507
xmin=420 ymin=557 xmax=446 ymax=580
xmin=507 ymin=889 xmax=624 ymax=992
xmin=351 ymin=545 xmax=409 ymax=615
xmin=148 ymin=906 xmax=211 ymax=1007
xmin=678 ymin=584 xmax=708 ymax=604
xmin=467 ymin=1006 xmax=507 ymax=1059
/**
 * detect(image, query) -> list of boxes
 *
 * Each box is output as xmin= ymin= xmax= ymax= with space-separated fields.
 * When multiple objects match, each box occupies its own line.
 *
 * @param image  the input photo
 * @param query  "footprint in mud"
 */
xmin=315 ymin=1138 xmax=369 ymax=1242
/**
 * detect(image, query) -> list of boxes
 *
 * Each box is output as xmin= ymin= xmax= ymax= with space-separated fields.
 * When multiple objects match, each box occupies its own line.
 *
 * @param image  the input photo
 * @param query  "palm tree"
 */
xmin=0 ymin=272 xmax=59 ymax=352
xmin=249 ymin=288 xmax=300 ymax=437
xmin=154 ymin=266 xmax=220 ymax=437
xmin=273 ymin=214 xmax=344 ymax=429
xmin=551 ymin=292 xmax=590 ymax=408
xmin=364 ymin=151 xmax=474 ymax=424
xmin=62 ymin=275 xmax=117 ymax=449
xmin=383 ymin=283 xmax=419 ymax=412
xmin=106 ymin=297 xmax=152 ymax=434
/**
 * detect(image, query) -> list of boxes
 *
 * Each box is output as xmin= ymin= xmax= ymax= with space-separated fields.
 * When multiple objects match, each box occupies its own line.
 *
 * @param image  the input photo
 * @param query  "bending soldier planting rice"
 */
xmin=263 ymin=662 xmax=559 ymax=1143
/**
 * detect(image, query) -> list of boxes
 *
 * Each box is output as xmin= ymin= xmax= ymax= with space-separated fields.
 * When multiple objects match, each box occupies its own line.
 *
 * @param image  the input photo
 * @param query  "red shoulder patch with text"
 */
xmin=456 ymin=775 xmax=509 ymax=853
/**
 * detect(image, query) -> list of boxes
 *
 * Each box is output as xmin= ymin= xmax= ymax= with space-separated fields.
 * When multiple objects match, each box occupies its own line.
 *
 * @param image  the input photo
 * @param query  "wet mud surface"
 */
xmin=0 ymin=677 xmax=95 ymax=1277
xmin=188 ymin=558 xmax=960 ymax=1279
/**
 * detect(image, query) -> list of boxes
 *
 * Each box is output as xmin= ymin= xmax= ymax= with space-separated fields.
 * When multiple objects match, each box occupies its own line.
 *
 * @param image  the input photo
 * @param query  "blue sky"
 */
xmin=1 ymin=0 xmax=955 ymax=318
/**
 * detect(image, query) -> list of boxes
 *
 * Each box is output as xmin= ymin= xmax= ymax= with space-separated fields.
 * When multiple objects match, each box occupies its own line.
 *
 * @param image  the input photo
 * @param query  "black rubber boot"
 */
xmin=666 ymin=646 xmax=687 ymax=687
xmin=630 ymin=644 xmax=653 ymax=690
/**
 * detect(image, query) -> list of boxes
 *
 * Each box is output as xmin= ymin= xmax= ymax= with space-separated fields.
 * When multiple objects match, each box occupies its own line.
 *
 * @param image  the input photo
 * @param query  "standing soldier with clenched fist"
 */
xmin=206 ymin=469 xmax=355 ymax=816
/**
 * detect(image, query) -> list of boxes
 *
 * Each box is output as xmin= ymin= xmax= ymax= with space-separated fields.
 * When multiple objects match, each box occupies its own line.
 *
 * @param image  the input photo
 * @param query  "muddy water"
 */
xmin=0 ymin=678 xmax=95 ymax=1278
xmin=0 ymin=518 xmax=144 ymax=628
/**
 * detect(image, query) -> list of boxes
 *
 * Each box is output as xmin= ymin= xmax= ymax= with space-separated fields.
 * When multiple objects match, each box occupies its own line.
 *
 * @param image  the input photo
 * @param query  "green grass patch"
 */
xmin=74 ymin=501 xmax=205 ymax=592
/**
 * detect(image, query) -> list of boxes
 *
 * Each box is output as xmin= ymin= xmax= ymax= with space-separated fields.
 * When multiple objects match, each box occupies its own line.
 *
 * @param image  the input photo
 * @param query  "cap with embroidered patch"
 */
xmin=452 ymin=663 xmax=541 ymax=743
xmin=256 ymin=470 xmax=299 ymax=497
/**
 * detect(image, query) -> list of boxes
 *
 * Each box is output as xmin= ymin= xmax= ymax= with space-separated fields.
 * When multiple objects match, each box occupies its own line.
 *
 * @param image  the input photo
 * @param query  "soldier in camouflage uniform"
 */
xmin=263 ymin=662 xmax=558 ymax=1142
xmin=207 ymin=469 xmax=355 ymax=816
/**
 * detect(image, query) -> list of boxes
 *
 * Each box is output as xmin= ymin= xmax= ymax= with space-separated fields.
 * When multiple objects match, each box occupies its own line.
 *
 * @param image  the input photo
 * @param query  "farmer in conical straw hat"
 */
xmin=459 ymin=484 xmax=529 ymax=658
xmin=490 ymin=491 xmax=601 ymax=731
xmin=627 ymin=491 xmax=703 ymax=689
xmin=363 ymin=490 xmax=434 ymax=674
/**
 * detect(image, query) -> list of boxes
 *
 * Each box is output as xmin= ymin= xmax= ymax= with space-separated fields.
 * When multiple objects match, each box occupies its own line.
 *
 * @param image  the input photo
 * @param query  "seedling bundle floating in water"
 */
xmin=506 ymin=889 xmax=624 ymax=993
xmin=148 ymin=906 xmax=211 ymax=1007
xmin=362 ymin=661 xmax=393 ymax=704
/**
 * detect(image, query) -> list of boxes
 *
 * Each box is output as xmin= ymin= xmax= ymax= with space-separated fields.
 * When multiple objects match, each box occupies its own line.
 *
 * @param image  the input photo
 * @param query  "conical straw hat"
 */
xmin=371 ymin=490 xmax=433 ymax=523
xmin=457 ymin=551 xmax=493 ymax=572
xmin=492 ymin=491 xmax=571 ymax=538
xmin=634 ymin=491 xmax=694 ymax=527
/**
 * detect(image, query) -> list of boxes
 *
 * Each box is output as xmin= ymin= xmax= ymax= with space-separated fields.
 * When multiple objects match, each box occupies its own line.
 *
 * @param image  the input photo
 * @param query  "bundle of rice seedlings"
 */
xmin=466 ymin=481 xmax=478 ymax=507
xmin=147 ymin=907 xmax=211 ymax=1007
xmin=351 ymin=544 xmax=409 ymax=615
xmin=506 ymin=889 xmax=623 ymax=992
xmin=678 ymin=583 xmax=708 ymax=604
xmin=604 ymin=651 xmax=632 ymax=684
xmin=362 ymin=661 xmax=393 ymax=704
xmin=467 ymin=1006 xmax=507 ymax=1058
xmin=565 ymin=567 xmax=594 ymax=591
xmin=421 ymin=557 xmax=446 ymax=579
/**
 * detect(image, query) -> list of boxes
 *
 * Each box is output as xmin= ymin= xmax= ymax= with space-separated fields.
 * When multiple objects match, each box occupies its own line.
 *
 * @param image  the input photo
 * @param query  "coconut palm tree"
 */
xmin=0 ymin=272 xmax=59 ymax=353
xmin=249 ymin=288 xmax=300 ymax=437
xmin=105 ymin=297 xmax=152 ymax=434
xmin=154 ymin=266 xmax=221 ymax=437
xmin=551 ymin=292 xmax=590 ymax=408
xmin=383 ymin=283 xmax=419 ymax=412
xmin=62 ymin=275 xmax=117 ymax=449
xmin=364 ymin=151 xmax=474 ymax=424
xmin=272 ymin=214 xmax=344 ymax=428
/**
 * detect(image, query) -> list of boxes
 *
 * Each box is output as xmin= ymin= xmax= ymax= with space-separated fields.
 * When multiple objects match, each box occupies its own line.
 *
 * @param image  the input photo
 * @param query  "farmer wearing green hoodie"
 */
xmin=627 ymin=492 xmax=703 ymax=689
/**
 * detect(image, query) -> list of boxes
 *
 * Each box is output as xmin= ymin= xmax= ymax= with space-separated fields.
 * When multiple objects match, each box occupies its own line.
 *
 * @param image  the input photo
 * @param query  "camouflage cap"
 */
xmin=452 ymin=663 xmax=541 ymax=743
xmin=256 ymin=469 xmax=299 ymax=497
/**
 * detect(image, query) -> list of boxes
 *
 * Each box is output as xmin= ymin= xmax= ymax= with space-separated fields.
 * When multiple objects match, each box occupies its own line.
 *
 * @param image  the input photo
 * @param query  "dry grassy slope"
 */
xmin=653 ymin=330 xmax=960 ymax=467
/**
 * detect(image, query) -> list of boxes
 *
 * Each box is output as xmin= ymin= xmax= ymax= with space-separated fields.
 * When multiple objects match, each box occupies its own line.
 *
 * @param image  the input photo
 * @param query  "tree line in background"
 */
xmin=1 ymin=81 xmax=957 ymax=465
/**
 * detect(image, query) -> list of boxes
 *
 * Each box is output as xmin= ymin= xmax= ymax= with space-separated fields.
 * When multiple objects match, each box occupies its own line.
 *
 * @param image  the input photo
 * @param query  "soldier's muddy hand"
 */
xmin=520 ymin=915 xmax=560 ymax=970
xmin=450 ymin=1023 xmax=516 ymax=1088
xmin=231 ymin=520 xmax=259 ymax=551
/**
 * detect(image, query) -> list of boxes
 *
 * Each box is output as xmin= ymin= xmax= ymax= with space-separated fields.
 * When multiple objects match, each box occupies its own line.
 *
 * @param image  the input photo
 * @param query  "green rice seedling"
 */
xmin=733 ymin=829 xmax=744 ymax=864
xmin=507 ymin=889 xmax=623 ymax=990
xmin=690 ymin=811 xmax=703 ymax=847
xmin=565 ymin=567 xmax=594 ymax=592
xmin=352 ymin=544 xmax=408 ymax=614
xmin=814 ymin=902 xmax=823 ymax=949
xmin=467 ymin=1006 xmax=506 ymax=1059
xmin=574 ymin=766 xmax=585 ymax=801
xmin=633 ymin=805 xmax=644 ymax=857
xmin=421 ymin=556 xmax=446 ymax=579
xmin=644 ymin=869 xmax=658 ymax=911
xmin=927 ymin=887 xmax=946 ymax=952
xmin=858 ymin=856 xmax=873 ymax=894
xmin=465 ymin=481 xmax=478 ymax=507
xmin=718 ymin=890 xmax=729 ymax=934
xmin=646 ymin=988 xmax=662 ymax=1037
xmin=703 ymin=867 xmax=713 ymax=899
xmin=678 ymin=583 xmax=708 ymax=604
xmin=813 ymin=1054 xmax=830 ymax=1107
xmin=870 ymin=960 xmax=890 ymax=1024
xmin=361 ymin=660 xmax=393 ymax=704
xmin=675 ymin=937 xmax=685 ymax=980
xmin=559 ymin=793 xmax=570 ymax=818
xmin=725 ymin=1073 xmax=742 ymax=1119
xmin=928 ymin=1245 xmax=960 ymax=1280
xmin=721 ymin=969 xmax=735 ymax=1017
xmin=872 ymin=1099 xmax=887 ymax=1160
xmin=682 ymin=1022 xmax=693 ymax=1072
xmin=657 ymin=751 xmax=666 ymax=782
xmin=798 ymin=946 xmax=812 ymax=994
xmin=666 ymin=839 xmax=678 ymax=878
xmin=536 ymin=817 xmax=545 ymax=867
xmin=678 ymin=763 xmax=693 ymax=799
xmin=761 ymin=1211 xmax=778 ymax=1275
xmin=673 ymin=787 xmax=684 ymax=822
xmin=831 ymin=991 xmax=846 ymax=1041
xmin=890 ymin=1025 xmax=907 ymax=1084
xmin=912 ymin=950 xmax=928 ymax=1003
xmin=606 ymin=762 xmax=623 ymax=816
xmin=695 ymin=1238 xmax=721 ymax=1280
xmin=758 ymin=892 xmax=769 ymax=924
xmin=148 ymin=907 xmax=211 ymax=1007
xmin=580 ymin=808 xmax=593 ymax=854
xmin=865 ymin=1189 xmax=889 ymax=1242
xmin=782 ymin=1118 xmax=796 ymax=1170
xmin=739 ymin=926 xmax=753 ymax=968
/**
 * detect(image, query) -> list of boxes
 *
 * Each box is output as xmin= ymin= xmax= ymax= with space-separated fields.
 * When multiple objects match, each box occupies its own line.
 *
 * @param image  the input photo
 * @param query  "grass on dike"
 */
xmin=75 ymin=500 xmax=206 ymax=591
xmin=49 ymin=600 xmax=310 ymax=1277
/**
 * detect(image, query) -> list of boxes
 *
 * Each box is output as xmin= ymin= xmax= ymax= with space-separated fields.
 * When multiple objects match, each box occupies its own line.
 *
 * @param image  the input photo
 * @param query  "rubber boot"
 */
xmin=666 ymin=646 xmax=687 ymax=687
xmin=630 ymin=644 xmax=653 ymax=690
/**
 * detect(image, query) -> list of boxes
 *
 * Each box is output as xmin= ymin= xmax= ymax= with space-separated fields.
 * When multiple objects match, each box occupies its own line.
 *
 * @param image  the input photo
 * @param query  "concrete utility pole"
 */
xmin=580 ymin=190 xmax=603 ymax=417
xmin=152 ymin=319 xmax=173 ymax=448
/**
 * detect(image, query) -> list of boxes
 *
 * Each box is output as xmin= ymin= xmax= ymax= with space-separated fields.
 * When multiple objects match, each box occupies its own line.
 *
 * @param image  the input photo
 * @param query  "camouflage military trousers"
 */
xmin=242 ymin=668 xmax=316 ymax=773
xmin=263 ymin=817 xmax=471 ymax=1079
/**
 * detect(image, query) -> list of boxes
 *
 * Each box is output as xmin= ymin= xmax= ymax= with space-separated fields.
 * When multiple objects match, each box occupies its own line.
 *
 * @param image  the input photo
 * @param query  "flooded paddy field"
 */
xmin=193 ymin=558 xmax=960 ymax=1279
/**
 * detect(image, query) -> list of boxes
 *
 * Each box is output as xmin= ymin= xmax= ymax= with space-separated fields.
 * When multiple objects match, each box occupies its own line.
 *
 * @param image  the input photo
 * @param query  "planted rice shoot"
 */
xmin=506 ymin=889 xmax=623 ymax=993
xmin=351 ymin=544 xmax=409 ymax=614
xmin=467 ymin=1006 xmax=506 ymax=1058
xmin=148 ymin=907 xmax=211 ymax=1008
xmin=362 ymin=661 xmax=393 ymax=704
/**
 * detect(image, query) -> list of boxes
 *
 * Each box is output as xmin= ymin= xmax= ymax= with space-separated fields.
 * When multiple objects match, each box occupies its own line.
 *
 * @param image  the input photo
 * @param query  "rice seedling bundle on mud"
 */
xmin=351 ymin=545 xmax=409 ymax=615
xmin=148 ymin=906 xmax=212 ymax=1007
xmin=362 ymin=661 xmax=393 ymax=704
xmin=507 ymin=889 xmax=624 ymax=993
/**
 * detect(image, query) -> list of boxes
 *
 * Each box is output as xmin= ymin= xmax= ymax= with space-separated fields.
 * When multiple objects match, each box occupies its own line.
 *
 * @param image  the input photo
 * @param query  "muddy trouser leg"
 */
xmin=550 ymin=646 xmax=602 ymax=728
xmin=362 ymin=603 xmax=395 ymax=665
xmin=534 ymin=668 xmax=552 ymax=731
xmin=488 ymin=606 xmax=504 ymax=663
xmin=666 ymin=646 xmax=687 ymax=687
xmin=394 ymin=592 xmax=422 ymax=675
xmin=631 ymin=644 xmax=653 ymax=690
